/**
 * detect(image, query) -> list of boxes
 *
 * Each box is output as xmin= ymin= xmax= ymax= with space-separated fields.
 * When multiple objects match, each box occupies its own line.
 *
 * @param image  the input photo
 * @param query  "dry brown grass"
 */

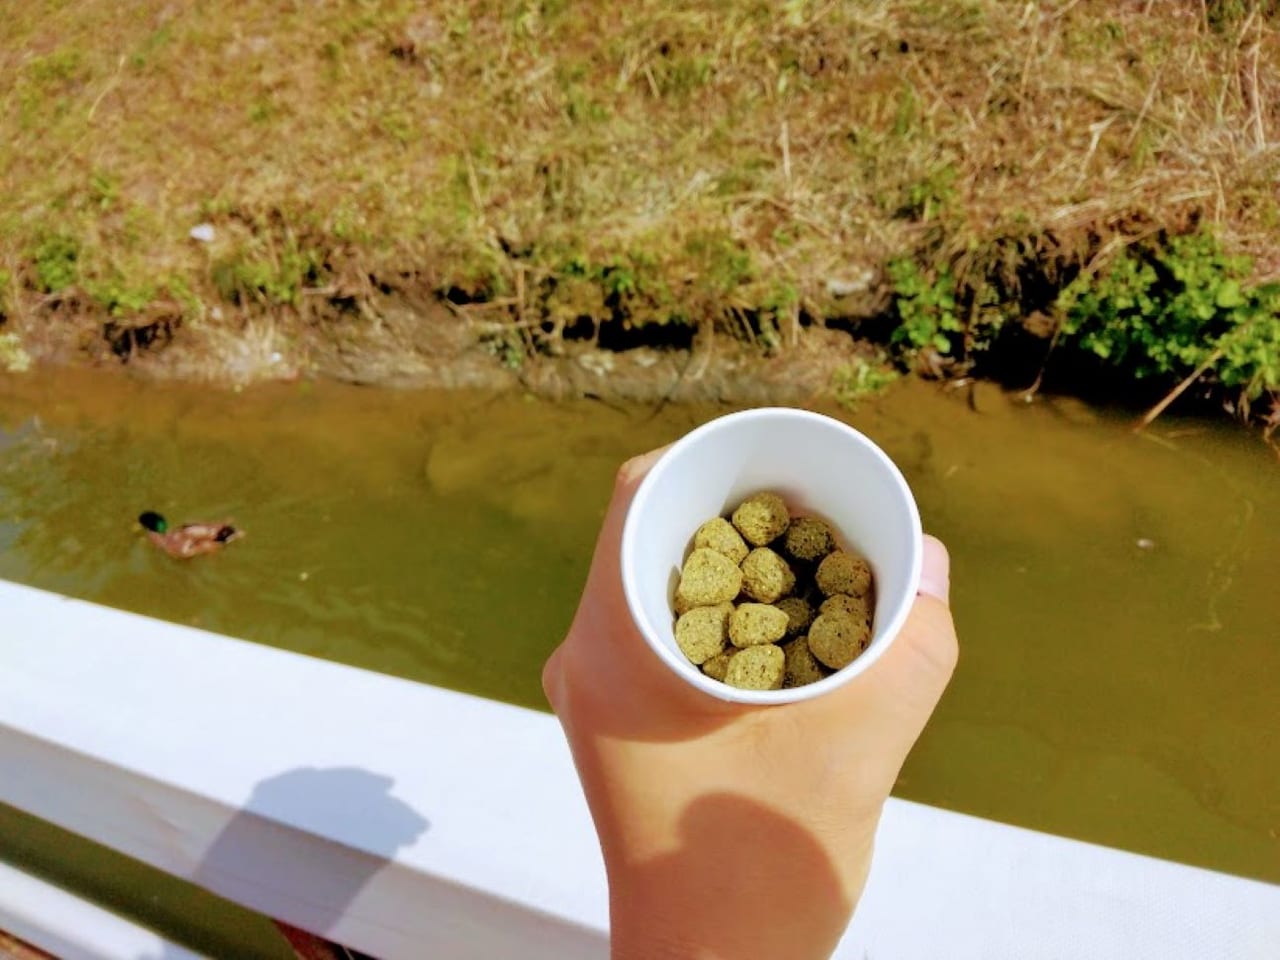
xmin=0 ymin=0 xmax=1276 ymax=367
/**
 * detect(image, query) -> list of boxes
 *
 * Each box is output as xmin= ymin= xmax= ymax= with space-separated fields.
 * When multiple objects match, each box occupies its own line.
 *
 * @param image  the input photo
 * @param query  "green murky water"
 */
xmin=1 ymin=368 xmax=1277 ymax=953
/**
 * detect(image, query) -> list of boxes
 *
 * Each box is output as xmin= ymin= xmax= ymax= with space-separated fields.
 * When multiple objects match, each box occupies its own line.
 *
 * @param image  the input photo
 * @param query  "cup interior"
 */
xmin=621 ymin=407 xmax=922 ymax=704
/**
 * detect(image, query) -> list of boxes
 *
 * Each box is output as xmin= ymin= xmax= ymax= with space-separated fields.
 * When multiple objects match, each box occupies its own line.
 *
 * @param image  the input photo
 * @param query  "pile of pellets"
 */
xmin=672 ymin=492 xmax=875 ymax=691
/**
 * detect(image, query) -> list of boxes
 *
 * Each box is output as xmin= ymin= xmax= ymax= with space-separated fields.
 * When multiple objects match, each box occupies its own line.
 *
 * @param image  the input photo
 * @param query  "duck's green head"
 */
xmin=138 ymin=511 xmax=168 ymax=533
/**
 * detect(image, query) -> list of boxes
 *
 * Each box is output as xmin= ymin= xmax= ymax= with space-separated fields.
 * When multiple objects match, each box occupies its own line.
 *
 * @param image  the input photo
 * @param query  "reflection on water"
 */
xmin=1 ymin=369 xmax=1277 ymax=930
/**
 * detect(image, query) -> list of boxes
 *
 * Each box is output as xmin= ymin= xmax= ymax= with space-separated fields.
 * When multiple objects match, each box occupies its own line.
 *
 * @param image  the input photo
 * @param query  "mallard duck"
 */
xmin=138 ymin=511 xmax=243 ymax=558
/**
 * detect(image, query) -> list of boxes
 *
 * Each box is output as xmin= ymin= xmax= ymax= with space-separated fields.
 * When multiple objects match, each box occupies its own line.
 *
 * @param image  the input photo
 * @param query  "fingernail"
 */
xmin=919 ymin=569 xmax=949 ymax=602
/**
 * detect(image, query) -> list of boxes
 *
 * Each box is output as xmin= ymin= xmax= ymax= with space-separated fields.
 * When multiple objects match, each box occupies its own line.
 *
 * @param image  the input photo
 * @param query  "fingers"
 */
xmin=582 ymin=444 xmax=670 ymax=591
xmin=545 ymin=444 xmax=670 ymax=710
xmin=614 ymin=445 xmax=669 ymax=497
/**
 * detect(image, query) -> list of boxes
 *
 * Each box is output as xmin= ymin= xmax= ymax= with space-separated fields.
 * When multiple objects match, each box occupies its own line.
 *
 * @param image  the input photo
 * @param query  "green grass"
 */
xmin=0 ymin=0 xmax=1276 ymax=413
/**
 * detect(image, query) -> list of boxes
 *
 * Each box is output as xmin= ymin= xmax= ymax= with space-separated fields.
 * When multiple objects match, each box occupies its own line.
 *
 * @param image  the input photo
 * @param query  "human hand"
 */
xmin=542 ymin=449 xmax=959 ymax=960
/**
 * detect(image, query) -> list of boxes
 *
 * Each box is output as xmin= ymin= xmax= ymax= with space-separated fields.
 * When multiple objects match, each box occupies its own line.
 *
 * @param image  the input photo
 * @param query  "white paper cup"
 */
xmin=620 ymin=407 xmax=923 ymax=705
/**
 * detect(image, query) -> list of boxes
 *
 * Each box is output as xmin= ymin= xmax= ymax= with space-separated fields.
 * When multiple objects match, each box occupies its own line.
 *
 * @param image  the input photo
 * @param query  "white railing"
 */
xmin=0 ymin=861 xmax=202 ymax=960
xmin=2 ymin=579 xmax=1277 ymax=959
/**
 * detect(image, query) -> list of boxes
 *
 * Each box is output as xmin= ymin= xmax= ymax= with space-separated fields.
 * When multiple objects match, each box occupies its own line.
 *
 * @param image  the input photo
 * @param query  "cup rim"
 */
xmin=620 ymin=406 xmax=923 ymax=705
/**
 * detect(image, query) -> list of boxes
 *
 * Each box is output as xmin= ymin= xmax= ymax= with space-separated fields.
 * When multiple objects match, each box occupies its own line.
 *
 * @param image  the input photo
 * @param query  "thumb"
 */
xmin=809 ymin=534 xmax=958 ymax=797
xmin=845 ymin=534 xmax=957 ymax=733
xmin=917 ymin=534 xmax=951 ymax=605
xmin=886 ymin=534 xmax=958 ymax=709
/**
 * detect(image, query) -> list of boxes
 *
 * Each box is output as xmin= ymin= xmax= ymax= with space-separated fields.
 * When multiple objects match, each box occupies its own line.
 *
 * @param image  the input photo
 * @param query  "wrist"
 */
xmin=610 ymin=922 xmax=704 ymax=960
xmin=606 ymin=860 xmax=854 ymax=960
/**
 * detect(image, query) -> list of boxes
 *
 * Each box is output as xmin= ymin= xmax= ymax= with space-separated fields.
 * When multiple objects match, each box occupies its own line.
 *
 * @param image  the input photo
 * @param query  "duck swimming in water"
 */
xmin=138 ymin=511 xmax=243 ymax=559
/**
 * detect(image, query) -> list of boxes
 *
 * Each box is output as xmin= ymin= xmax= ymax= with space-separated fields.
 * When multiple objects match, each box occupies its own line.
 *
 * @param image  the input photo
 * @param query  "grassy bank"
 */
xmin=0 ymin=1 xmax=1277 ymax=420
